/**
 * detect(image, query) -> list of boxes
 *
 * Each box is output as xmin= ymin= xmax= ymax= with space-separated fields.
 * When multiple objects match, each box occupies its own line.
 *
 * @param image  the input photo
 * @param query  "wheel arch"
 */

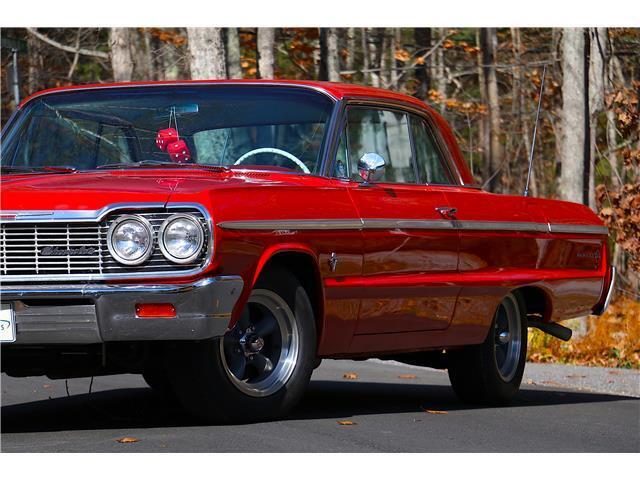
xmin=511 ymin=285 xmax=552 ymax=323
xmin=237 ymin=245 xmax=325 ymax=348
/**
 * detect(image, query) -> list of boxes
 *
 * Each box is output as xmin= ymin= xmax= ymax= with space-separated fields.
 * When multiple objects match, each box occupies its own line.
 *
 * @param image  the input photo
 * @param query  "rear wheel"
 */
xmin=447 ymin=292 xmax=527 ymax=404
xmin=167 ymin=267 xmax=316 ymax=423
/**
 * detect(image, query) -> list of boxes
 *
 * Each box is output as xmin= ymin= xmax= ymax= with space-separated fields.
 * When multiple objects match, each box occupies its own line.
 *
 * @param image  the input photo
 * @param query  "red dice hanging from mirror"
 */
xmin=156 ymin=128 xmax=179 ymax=151
xmin=167 ymin=139 xmax=191 ymax=163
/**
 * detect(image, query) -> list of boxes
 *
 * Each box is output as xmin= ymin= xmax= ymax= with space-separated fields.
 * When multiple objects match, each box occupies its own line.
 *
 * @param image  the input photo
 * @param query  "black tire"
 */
xmin=166 ymin=267 xmax=316 ymax=423
xmin=447 ymin=292 xmax=527 ymax=405
xmin=142 ymin=366 xmax=175 ymax=398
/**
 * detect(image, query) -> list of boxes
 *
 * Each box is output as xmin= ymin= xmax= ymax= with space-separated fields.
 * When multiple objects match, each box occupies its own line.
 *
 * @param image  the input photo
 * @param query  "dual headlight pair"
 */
xmin=107 ymin=214 xmax=205 ymax=266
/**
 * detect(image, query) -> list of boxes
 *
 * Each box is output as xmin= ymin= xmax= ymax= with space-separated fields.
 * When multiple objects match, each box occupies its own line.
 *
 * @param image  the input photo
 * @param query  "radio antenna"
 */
xmin=524 ymin=64 xmax=547 ymax=197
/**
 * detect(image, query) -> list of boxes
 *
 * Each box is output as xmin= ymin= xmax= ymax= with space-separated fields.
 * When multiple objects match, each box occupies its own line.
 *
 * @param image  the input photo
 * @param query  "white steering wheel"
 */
xmin=233 ymin=147 xmax=310 ymax=174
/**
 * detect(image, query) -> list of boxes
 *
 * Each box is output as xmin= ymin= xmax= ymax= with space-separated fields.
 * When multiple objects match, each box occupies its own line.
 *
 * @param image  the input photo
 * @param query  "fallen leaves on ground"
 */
xmin=337 ymin=420 xmax=357 ymax=425
xmin=422 ymin=408 xmax=448 ymax=415
xmin=398 ymin=374 xmax=417 ymax=379
xmin=528 ymin=297 xmax=640 ymax=369
xmin=343 ymin=372 xmax=358 ymax=380
xmin=116 ymin=437 xmax=140 ymax=444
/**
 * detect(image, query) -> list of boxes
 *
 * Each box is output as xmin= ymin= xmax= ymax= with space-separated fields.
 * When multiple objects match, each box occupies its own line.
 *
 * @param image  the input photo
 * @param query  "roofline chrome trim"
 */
xmin=218 ymin=218 xmax=607 ymax=235
xmin=21 ymin=81 xmax=338 ymax=108
xmin=459 ymin=221 xmax=550 ymax=233
xmin=0 ymin=202 xmax=214 ymax=283
xmin=548 ymin=223 xmax=609 ymax=235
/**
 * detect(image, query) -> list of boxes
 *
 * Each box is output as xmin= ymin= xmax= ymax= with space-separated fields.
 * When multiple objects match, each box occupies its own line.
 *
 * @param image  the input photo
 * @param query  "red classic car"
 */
xmin=0 ymin=80 xmax=614 ymax=422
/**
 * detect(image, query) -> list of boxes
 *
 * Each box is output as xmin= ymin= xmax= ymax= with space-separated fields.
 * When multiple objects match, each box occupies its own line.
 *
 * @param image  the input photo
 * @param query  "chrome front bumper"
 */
xmin=0 ymin=276 xmax=244 ymax=344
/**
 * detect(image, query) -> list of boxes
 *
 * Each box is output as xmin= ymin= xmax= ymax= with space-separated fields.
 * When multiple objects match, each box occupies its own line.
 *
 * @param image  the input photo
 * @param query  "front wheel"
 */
xmin=167 ymin=267 xmax=316 ymax=423
xmin=447 ymin=292 xmax=527 ymax=404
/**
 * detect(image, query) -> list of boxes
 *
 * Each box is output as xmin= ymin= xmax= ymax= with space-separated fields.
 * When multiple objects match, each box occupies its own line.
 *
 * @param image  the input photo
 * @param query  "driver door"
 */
xmin=334 ymin=106 xmax=460 ymax=335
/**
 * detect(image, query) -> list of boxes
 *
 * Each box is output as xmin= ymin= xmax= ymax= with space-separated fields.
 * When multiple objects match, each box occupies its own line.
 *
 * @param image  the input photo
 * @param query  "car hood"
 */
xmin=0 ymin=169 xmax=296 ymax=211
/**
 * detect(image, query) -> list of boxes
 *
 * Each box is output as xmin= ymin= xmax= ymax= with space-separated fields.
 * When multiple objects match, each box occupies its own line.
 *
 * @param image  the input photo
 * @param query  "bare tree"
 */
xmin=131 ymin=29 xmax=154 ymax=80
xmin=480 ymin=28 xmax=503 ymax=192
xmin=320 ymin=28 xmax=340 ymax=82
xmin=414 ymin=28 xmax=432 ymax=100
xmin=435 ymin=28 xmax=447 ymax=112
xmin=226 ymin=28 xmax=242 ymax=79
xmin=186 ymin=28 xmax=227 ymax=80
xmin=346 ymin=28 xmax=356 ymax=72
xmin=109 ymin=28 xmax=134 ymax=82
xmin=559 ymin=28 xmax=586 ymax=204
xmin=257 ymin=28 xmax=275 ymax=79
xmin=587 ymin=27 xmax=607 ymax=209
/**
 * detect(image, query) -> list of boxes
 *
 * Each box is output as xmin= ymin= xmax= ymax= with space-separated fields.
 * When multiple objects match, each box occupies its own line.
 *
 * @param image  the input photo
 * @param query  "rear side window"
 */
xmin=410 ymin=115 xmax=452 ymax=185
xmin=342 ymin=107 xmax=416 ymax=184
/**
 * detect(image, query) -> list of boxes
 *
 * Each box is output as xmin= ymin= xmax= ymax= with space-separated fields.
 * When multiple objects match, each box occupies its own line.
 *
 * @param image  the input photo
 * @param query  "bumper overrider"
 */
xmin=1 ymin=276 xmax=244 ymax=344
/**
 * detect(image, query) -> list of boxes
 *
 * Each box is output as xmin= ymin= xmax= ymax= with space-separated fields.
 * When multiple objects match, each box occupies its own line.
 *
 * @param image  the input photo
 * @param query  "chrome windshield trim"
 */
xmin=0 ymin=202 xmax=213 ymax=283
xmin=20 ymin=81 xmax=338 ymax=108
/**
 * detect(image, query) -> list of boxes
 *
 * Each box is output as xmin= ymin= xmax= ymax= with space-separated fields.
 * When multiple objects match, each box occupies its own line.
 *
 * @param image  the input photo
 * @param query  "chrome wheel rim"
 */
xmin=220 ymin=289 xmax=299 ymax=397
xmin=493 ymin=294 xmax=522 ymax=382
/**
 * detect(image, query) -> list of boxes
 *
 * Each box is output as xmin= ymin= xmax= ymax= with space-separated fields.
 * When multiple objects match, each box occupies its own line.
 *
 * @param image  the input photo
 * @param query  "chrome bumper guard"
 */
xmin=592 ymin=266 xmax=616 ymax=316
xmin=1 ymin=276 xmax=244 ymax=344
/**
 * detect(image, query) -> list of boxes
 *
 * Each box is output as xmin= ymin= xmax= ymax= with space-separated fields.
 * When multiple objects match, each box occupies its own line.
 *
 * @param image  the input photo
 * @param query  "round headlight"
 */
xmin=107 ymin=215 xmax=153 ymax=265
xmin=159 ymin=214 xmax=204 ymax=264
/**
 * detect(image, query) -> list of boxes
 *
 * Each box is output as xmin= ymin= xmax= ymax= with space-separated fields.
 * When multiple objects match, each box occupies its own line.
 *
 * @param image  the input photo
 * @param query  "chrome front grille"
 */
xmin=0 ymin=208 xmax=210 ymax=281
xmin=0 ymin=223 xmax=102 ymax=275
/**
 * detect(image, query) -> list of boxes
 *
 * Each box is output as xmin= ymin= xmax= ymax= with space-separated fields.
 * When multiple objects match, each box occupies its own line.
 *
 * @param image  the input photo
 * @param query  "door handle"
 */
xmin=435 ymin=206 xmax=457 ymax=218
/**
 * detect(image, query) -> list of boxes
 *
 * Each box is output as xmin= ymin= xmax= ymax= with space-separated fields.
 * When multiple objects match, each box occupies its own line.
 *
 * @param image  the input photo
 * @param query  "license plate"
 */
xmin=0 ymin=303 xmax=16 ymax=343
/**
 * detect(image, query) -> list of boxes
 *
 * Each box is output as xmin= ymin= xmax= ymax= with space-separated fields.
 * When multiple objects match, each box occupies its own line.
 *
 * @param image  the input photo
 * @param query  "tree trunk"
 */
xmin=368 ymin=28 xmax=384 ymax=88
xmin=27 ymin=34 xmax=44 ymax=94
xmin=414 ymin=28 xmax=432 ymax=100
xmin=320 ymin=28 xmax=340 ymax=82
xmin=226 ymin=28 xmax=242 ymax=79
xmin=389 ymin=28 xmax=400 ymax=90
xmin=480 ymin=28 xmax=503 ymax=193
xmin=109 ymin=28 xmax=134 ymax=82
xmin=131 ymin=29 xmax=153 ymax=81
xmin=435 ymin=28 xmax=447 ymax=113
xmin=346 ymin=28 xmax=356 ymax=72
xmin=587 ymin=27 xmax=606 ymax=210
xmin=186 ymin=28 xmax=227 ymax=80
xmin=476 ymin=29 xmax=489 ymax=182
xmin=257 ymin=28 xmax=275 ymax=79
xmin=361 ymin=28 xmax=371 ymax=85
xmin=559 ymin=28 xmax=586 ymax=204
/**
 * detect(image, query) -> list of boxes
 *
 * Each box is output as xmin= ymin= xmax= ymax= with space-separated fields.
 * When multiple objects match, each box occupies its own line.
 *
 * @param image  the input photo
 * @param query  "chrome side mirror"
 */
xmin=357 ymin=153 xmax=386 ymax=183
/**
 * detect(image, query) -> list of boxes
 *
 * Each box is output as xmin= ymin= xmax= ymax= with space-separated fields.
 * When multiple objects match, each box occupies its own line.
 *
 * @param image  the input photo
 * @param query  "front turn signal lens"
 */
xmin=135 ymin=303 xmax=177 ymax=318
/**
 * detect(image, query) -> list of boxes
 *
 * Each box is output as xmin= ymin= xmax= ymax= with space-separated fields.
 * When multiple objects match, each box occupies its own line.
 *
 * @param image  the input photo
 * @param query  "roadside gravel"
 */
xmin=368 ymin=360 xmax=640 ymax=398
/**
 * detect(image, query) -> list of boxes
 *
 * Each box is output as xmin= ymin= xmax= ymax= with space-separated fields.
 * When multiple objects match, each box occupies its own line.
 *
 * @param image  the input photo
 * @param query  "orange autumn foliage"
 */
xmin=528 ymin=297 xmax=640 ymax=369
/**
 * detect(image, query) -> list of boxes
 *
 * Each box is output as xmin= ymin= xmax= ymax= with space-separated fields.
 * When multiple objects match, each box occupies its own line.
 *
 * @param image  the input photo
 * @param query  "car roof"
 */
xmin=19 ymin=79 xmax=430 ymax=110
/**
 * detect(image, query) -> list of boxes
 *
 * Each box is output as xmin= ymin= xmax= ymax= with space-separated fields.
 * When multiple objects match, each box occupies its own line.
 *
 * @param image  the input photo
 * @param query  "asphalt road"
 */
xmin=2 ymin=359 xmax=638 ymax=452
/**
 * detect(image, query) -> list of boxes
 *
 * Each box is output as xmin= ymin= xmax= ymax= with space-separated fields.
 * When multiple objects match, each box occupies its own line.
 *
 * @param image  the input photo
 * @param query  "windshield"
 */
xmin=1 ymin=85 xmax=334 ymax=174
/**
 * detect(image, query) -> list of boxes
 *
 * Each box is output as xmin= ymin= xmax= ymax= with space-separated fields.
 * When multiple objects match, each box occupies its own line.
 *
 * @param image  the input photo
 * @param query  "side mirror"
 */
xmin=357 ymin=153 xmax=386 ymax=183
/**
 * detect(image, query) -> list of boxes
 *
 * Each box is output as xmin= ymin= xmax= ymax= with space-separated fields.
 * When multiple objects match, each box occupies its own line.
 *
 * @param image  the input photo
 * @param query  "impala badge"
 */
xmin=40 ymin=246 xmax=97 ymax=256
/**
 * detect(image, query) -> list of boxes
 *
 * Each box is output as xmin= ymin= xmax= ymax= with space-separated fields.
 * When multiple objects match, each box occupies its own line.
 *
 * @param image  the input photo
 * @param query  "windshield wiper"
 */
xmin=97 ymin=160 xmax=188 ymax=169
xmin=97 ymin=160 xmax=229 ymax=172
xmin=1 ymin=165 xmax=77 ymax=174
